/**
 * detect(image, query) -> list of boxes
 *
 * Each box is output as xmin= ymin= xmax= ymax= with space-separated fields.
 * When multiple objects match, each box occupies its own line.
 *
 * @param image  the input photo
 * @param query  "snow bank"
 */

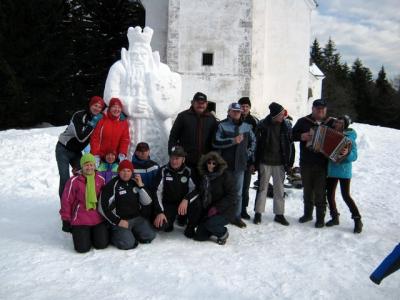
xmin=0 ymin=123 xmax=398 ymax=299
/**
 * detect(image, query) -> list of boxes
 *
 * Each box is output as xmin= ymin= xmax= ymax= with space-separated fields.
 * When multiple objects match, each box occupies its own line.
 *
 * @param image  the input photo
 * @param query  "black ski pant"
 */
xmin=71 ymin=222 xmax=109 ymax=253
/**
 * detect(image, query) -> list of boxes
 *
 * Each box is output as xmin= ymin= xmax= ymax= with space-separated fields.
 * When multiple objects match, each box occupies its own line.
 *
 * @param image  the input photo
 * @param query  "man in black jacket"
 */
xmin=98 ymin=160 xmax=156 ymax=250
xmin=292 ymin=99 xmax=335 ymax=228
xmin=153 ymin=146 xmax=199 ymax=233
xmin=168 ymin=92 xmax=218 ymax=182
xmin=238 ymin=97 xmax=259 ymax=219
xmin=253 ymin=102 xmax=293 ymax=226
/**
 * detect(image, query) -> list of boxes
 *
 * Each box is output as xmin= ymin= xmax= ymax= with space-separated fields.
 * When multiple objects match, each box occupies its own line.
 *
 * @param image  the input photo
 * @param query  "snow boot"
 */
xmin=299 ymin=203 xmax=313 ymax=223
xmin=241 ymin=210 xmax=251 ymax=220
xmin=210 ymin=230 xmax=229 ymax=245
xmin=253 ymin=212 xmax=262 ymax=225
xmin=274 ymin=215 xmax=289 ymax=226
xmin=354 ymin=217 xmax=363 ymax=233
xmin=326 ymin=214 xmax=340 ymax=227
xmin=231 ymin=218 xmax=247 ymax=228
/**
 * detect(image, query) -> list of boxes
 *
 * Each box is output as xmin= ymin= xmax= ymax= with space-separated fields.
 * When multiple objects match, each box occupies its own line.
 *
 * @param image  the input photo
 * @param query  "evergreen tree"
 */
xmin=0 ymin=0 xmax=71 ymax=129
xmin=310 ymin=38 xmax=323 ymax=67
xmin=373 ymin=66 xmax=399 ymax=127
xmin=350 ymin=58 xmax=374 ymax=123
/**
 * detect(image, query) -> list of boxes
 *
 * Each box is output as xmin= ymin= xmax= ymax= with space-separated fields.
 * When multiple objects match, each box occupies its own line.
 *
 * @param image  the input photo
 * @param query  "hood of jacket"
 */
xmin=198 ymin=151 xmax=228 ymax=177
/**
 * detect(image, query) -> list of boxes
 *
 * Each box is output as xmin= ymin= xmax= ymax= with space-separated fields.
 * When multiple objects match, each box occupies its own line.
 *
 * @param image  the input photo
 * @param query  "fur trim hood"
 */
xmin=198 ymin=151 xmax=228 ymax=176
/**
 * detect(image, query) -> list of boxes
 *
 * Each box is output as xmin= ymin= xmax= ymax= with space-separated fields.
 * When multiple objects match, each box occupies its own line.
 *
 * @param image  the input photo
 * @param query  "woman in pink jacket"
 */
xmin=60 ymin=153 xmax=109 ymax=253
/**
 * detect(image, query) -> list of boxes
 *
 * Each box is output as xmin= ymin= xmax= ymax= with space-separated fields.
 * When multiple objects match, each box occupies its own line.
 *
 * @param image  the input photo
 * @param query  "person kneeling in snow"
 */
xmin=132 ymin=142 xmax=160 ymax=220
xmin=60 ymin=153 xmax=109 ymax=253
xmin=98 ymin=160 xmax=156 ymax=250
xmin=97 ymin=149 xmax=119 ymax=183
xmin=153 ymin=146 xmax=199 ymax=233
xmin=185 ymin=152 xmax=236 ymax=245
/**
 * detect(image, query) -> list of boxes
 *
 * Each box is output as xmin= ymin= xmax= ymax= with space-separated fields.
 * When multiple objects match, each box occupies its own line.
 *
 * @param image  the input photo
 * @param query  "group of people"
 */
xmin=56 ymin=92 xmax=363 ymax=253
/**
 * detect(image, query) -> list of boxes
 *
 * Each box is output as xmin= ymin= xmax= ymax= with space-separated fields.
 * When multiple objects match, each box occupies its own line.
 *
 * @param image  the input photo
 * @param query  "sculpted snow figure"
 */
xmin=104 ymin=26 xmax=182 ymax=164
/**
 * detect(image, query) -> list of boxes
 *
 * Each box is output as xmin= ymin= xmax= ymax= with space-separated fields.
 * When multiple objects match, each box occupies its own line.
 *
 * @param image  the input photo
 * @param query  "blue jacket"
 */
xmin=327 ymin=128 xmax=357 ymax=179
xmin=213 ymin=117 xmax=256 ymax=172
xmin=132 ymin=155 xmax=160 ymax=193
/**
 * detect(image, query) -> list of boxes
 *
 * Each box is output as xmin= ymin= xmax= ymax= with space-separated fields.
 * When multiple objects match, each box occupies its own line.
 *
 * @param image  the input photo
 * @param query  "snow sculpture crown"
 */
xmin=127 ymin=26 xmax=153 ymax=50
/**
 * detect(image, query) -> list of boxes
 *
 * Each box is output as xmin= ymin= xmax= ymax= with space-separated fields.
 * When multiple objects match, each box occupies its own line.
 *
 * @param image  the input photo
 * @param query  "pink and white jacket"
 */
xmin=60 ymin=173 xmax=105 ymax=226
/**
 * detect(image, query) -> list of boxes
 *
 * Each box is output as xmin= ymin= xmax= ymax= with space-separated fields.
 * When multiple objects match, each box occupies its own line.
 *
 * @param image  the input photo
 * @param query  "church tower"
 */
xmin=141 ymin=0 xmax=320 ymax=118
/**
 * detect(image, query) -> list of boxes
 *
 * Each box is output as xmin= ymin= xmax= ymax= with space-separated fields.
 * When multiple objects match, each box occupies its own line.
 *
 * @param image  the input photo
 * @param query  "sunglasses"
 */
xmin=207 ymin=161 xmax=217 ymax=166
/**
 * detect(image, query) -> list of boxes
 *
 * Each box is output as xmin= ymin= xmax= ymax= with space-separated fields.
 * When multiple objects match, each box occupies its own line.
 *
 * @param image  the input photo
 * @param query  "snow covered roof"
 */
xmin=309 ymin=63 xmax=325 ymax=78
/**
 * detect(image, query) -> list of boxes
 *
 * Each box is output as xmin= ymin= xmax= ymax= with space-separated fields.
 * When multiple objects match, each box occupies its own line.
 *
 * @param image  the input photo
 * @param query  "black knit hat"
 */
xmin=238 ymin=97 xmax=251 ymax=107
xmin=192 ymin=92 xmax=207 ymax=102
xmin=269 ymin=102 xmax=284 ymax=118
xmin=338 ymin=115 xmax=352 ymax=129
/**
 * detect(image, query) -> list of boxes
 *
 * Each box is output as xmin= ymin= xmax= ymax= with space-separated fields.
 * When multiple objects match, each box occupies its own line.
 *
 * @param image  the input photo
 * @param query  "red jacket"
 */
xmin=60 ymin=173 xmax=105 ymax=226
xmin=90 ymin=112 xmax=130 ymax=157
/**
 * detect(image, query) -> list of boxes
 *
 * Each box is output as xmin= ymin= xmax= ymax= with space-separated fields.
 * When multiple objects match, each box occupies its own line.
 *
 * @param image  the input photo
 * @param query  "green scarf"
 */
xmin=84 ymin=173 xmax=97 ymax=210
xmin=80 ymin=153 xmax=98 ymax=210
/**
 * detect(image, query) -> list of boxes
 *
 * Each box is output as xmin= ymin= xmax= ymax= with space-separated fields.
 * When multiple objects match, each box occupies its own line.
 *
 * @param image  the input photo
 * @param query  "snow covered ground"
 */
xmin=0 ymin=123 xmax=399 ymax=299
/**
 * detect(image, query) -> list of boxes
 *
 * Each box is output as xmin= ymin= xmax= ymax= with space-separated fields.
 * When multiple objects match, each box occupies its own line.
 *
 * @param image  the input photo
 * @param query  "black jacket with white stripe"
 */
xmin=98 ymin=176 xmax=153 ymax=225
xmin=154 ymin=163 xmax=198 ymax=214
xmin=58 ymin=110 xmax=95 ymax=153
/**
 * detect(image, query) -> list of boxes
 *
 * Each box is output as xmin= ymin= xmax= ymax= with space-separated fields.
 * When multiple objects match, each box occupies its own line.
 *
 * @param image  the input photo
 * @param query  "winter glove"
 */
xmin=94 ymin=155 xmax=101 ymax=169
xmin=87 ymin=113 xmax=103 ymax=128
xmin=118 ymin=153 xmax=126 ymax=162
xmin=62 ymin=220 xmax=72 ymax=233
xmin=208 ymin=206 xmax=218 ymax=217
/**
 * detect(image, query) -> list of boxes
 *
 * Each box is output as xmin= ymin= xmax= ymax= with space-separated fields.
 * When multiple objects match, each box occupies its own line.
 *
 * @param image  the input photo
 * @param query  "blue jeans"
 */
xmin=55 ymin=142 xmax=82 ymax=199
xmin=227 ymin=170 xmax=245 ymax=218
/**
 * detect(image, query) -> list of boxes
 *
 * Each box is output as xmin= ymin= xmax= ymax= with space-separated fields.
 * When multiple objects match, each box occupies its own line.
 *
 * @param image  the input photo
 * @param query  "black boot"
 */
xmin=326 ymin=214 xmax=340 ymax=227
xmin=241 ymin=210 xmax=251 ymax=220
xmin=210 ymin=230 xmax=229 ymax=245
xmin=184 ymin=225 xmax=196 ymax=239
xmin=315 ymin=206 xmax=325 ymax=228
xmin=274 ymin=215 xmax=289 ymax=226
xmin=231 ymin=218 xmax=247 ymax=228
xmin=299 ymin=203 xmax=314 ymax=223
xmin=253 ymin=212 xmax=262 ymax=225
xmin=354 ymin=217 xmax=363 ymax=233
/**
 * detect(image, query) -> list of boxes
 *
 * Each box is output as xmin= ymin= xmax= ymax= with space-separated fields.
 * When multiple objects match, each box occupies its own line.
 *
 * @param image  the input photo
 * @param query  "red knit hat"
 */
xmin=89 ymin=96 xmax=105 ymax=109
xmin=118 ymin=160 xmax=134 ymax=172
xmin=102 ymin=148 xmax=117 ymax=160
xmin=109 ymin=98 xmax=123 ymax=109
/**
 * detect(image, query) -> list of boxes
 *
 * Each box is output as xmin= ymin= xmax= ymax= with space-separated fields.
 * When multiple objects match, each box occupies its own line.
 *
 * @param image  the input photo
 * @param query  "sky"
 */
xmin=311 ymin=0 xmax=400 ymax=80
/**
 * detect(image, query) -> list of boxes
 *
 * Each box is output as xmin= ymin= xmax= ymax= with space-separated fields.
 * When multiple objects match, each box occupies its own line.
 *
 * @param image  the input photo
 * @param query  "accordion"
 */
xmin=306 ymin=125 xmax=352 ymax=163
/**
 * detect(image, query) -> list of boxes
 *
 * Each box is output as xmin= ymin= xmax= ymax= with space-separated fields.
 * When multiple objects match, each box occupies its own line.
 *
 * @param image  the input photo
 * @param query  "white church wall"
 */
xmin=308 ymin=62 xmax=325 ymax=111
xmin=167 ymin=0 xmax=252 ymax=118
xmin=251 ymin=0 xmax=316 ymax=119
xmin=141 ymin=0 xmax=169 ymax=62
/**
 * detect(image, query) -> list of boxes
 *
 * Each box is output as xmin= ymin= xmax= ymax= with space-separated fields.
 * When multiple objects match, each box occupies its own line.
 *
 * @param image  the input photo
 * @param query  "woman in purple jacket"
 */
xmin=60 ymin=153 xmax=109 ymax=253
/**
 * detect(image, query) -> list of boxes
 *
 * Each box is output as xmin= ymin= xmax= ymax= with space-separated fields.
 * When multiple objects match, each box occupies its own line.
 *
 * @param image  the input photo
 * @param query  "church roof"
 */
xmin=309 ymin=63 xmax=325 ymax=78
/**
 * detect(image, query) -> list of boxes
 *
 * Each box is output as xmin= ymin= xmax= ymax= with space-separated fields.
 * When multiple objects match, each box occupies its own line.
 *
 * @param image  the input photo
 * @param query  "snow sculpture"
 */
xmin=104 ymin=26 xmax=182 ymax=164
